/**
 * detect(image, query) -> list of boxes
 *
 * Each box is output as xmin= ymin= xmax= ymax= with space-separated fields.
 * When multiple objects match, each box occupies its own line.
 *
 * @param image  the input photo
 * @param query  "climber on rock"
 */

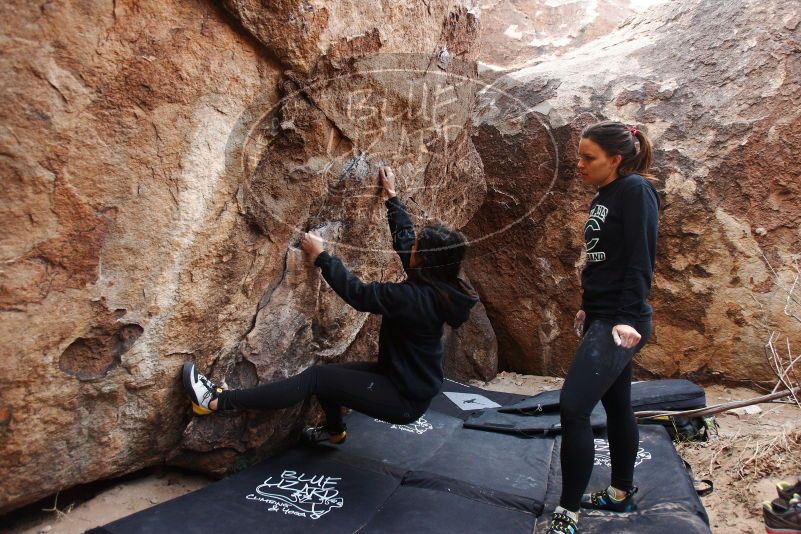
xmin=181 ymin=166 xmax=479 ymax=445
xmin=547 ymin=121 xmax=660 ymax=534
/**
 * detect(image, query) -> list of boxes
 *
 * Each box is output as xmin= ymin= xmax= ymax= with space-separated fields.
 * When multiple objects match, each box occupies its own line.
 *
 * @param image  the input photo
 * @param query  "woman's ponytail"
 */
xmin=619 ymin=128 xmax=653 ymax=177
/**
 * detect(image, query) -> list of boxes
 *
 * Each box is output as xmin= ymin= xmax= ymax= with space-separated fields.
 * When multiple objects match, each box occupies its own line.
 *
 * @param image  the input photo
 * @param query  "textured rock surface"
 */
xmin=476 ymin=0 xmax=666 ymax=69
xmin=0 ymin=0 xmax=278 ymax=512
xmin=466 ymin=0 xmax=801 ymax=382
xmin=442 ymin=300 xmax=499 ymax=382
xmin=0 ymin=0 xmax=489 ymax=512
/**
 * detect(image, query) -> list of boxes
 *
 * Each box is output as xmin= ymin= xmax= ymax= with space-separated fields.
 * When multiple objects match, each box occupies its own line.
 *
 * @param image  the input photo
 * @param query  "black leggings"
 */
xmin=558 ymin=318 xmax=652 ymax=512
xmin=216 ymin=361 xmax=429 ymax=433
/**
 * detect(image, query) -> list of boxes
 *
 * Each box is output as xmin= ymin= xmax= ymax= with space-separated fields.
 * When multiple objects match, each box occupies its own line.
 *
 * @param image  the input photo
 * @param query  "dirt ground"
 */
xmin=4 ymin=470 xmax=213 ymax=534
xmin=4 ymin=372 xmax=799 ymax=533
xmin=671 ymin=385 xmax=800 ymax=533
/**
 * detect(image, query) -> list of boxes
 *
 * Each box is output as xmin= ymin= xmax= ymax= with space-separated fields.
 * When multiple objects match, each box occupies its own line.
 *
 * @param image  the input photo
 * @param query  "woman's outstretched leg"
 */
xmin=182 ymin=361 xmax=424 ymax=441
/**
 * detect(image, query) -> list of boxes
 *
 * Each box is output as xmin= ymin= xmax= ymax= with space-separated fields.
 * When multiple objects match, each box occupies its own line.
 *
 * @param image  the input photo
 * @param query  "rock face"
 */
xmin=442 ymin=300 xmax=499 ymax=382
xmin=0 ymin=0 xmax=491 ymax=512
xmin=466 ymin=0 xmax=801 ymax=382
xmin=476 ymin=0 xmax=666 ymax=69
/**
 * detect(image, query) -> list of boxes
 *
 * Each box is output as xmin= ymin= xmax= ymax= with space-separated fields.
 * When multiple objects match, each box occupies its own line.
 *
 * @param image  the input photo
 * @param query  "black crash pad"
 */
xmin=463 ymin=379 xmax=706 ymax=436
xmin=362 ymin=486 xmax=537 ymax=534
xmin=92 ymin=448 xmax=400 ymax=534
xmin=338 ymin=408 xmax=462 ymax=472
xmin=407 ymin=425 xmax=555 ymax=514
xmin=91 ymin=381 xmax=709 ymax=534
xmin=539 ymin=425 xmax=710 ymax=533
xmin=340 ymin=402 xmax=554 ymax=514
xmin=500 ymin=379 xmax=706 ymax=415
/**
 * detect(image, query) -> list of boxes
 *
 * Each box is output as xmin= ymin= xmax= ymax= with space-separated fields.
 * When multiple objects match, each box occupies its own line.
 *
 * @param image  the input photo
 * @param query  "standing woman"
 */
xmin=547 ymin=121 xmax=659 ymax=534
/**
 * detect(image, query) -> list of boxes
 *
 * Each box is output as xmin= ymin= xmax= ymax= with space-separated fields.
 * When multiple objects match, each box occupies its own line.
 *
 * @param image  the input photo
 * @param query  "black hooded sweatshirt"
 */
xmin=314 ymin=196 xmax=479 ymax=401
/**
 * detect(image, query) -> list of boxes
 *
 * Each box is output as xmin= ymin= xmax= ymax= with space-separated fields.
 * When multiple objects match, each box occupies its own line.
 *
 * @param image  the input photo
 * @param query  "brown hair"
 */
xmin=581 ymin=121 xmax=653 ymax=177
xmin=409 ymin=223 xmax=477 ymax=302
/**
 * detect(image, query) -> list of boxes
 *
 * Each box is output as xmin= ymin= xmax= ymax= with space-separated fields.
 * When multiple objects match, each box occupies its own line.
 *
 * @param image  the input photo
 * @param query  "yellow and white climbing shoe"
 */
xmin=301 ymin=425 xmax=348 ymax=445
xmin=181 ymin=362 xmax=223 ymax=415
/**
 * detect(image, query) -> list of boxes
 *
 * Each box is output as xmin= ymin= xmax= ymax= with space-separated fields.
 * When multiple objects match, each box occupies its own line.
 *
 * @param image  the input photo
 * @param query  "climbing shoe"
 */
xmin=546 ymin=510 xmax=579 ymax=534
xmin=581 ymin=485 xmax=638 ymax=512
xmin=770 ymin=497 xmax=790 ymax=514
xmin=181 ymin=362 xmax=223 ymax=415
xmin=778 ymin=477 xmax=801 ymax=502
xmin=301 ymin=425 xmax=347 ymax=445
xmin=763 ymin=494 xmax=801 ymax=534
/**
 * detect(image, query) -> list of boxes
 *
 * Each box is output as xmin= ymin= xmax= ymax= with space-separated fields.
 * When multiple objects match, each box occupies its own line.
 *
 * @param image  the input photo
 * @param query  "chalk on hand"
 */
xmin=612 ymin=329 xmax=622 ymax=346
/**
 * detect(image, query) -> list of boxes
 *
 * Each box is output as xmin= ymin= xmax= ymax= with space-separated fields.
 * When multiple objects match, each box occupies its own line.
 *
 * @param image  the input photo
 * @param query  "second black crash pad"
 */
xmin=361 ymin=486 xmax=536 ymax=534
xmin=462 ymin=379 xmax=707 ymax=436
xmin=500 ymin=379 xmax=706 ymax=415
xmin=336 ymin=408 xmax=462 ymax=473
xmin=407 ymin=425 xmax=555 ymax=514
xmin=538 ymin=424 xmax=710 ymax=533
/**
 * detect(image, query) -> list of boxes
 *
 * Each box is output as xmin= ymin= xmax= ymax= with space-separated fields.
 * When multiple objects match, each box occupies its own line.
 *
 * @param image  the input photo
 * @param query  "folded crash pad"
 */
xmin=500 ymin=379 xmax=706 ymax=415
xmin=463 ymin=379 xmax=706 ymax=436
xmin=463 ymin=403 xmax=607 ymax=436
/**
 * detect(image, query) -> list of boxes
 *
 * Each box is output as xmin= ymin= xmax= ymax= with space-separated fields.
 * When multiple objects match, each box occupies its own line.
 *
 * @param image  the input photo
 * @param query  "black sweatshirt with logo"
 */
xmin=581 ymin=173 xmax=660 ymax=327
xmin=314 ymin=196 xmax=479 ymax=401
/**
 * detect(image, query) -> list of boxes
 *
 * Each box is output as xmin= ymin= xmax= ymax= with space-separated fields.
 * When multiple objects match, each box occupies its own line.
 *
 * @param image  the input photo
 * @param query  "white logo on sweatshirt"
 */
xmin=584 ymin=204 xmax=608 ymax=263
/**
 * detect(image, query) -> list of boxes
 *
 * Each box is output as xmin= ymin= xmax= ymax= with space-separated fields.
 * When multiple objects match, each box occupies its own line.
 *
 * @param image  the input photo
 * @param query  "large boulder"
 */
xmin=466 ymin=0 xmax=801 ymax=382
xmin=476 ymin=0 xmax=664 ymax=69
xmin=442 ymin=300 xmax=499 ymax=382
xmin=0 ymin=0 xmax=486 ymax=512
